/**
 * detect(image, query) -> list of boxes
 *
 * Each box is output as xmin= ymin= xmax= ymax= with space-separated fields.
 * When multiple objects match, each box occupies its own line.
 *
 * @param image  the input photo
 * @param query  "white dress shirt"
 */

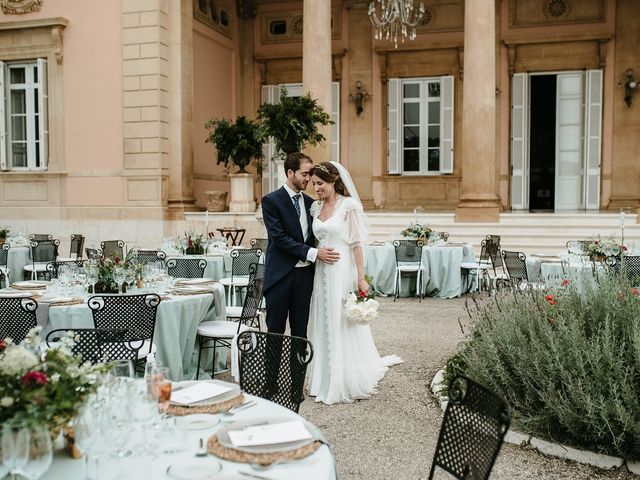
xmin=283 ymin=184 xmax=318 ymax=266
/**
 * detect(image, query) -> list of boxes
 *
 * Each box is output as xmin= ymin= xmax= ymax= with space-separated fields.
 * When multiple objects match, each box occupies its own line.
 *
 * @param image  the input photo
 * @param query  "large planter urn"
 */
xmin=229 ymin=173 xmax=256 ymax=212
xmin=205 ymin=190 xmax=228 ymax=212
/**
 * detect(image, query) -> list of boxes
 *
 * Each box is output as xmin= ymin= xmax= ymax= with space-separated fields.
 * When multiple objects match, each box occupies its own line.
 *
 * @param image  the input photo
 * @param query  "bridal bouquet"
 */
xmin=344 ymin=287 xmax=379 ymax=325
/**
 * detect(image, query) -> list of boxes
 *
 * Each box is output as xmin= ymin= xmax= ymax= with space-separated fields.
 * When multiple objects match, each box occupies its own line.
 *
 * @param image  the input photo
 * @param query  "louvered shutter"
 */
xmin=387 ymin=78 xmax=401 ymax=174
xmin=331 ymin=81 xmax=340 ymax=163
xmin=510 ymin=73 xmax=529 ymax=210
xmin=0 ymin=61 xmax=6 ymax=170
xmin=584 ymin=69 xmax=602 ymax=210
xmin=440 ymin=75 xmax=454 ymax=173
xmin=260 ymin=85 xmax=280 ymax=195
xmin=37 ymin=58 xmax=48 ymax=168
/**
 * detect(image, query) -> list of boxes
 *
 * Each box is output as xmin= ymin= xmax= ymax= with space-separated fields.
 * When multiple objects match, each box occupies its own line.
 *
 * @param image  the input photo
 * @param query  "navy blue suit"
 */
xmin=261 ymin=186 xmax=315 ymax=338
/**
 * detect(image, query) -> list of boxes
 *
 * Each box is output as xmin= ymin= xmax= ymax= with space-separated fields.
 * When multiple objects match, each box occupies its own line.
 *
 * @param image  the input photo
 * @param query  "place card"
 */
xmin=170 ymin=382 xmax=232 ymax=406
xmin=227 ymin=420 xmax=313 ymax=447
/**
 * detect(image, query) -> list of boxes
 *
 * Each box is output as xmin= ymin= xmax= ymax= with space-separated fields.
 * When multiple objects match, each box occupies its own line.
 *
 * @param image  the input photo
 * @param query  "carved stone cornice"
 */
xmin=1 ymin=0 xmax=42 ymax=15
xmin=0 ymin=17 xmax=68 ymax=63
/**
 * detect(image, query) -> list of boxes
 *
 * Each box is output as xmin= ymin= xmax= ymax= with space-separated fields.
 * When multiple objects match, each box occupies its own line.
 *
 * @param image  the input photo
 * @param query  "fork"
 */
xmin=219 ymin=399 xmax=257 ymax=416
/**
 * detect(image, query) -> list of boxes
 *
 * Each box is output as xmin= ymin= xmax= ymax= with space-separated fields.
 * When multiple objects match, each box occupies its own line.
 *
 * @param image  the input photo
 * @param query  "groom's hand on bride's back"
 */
xmin=317 ymin=247 xmax=340 ymax=264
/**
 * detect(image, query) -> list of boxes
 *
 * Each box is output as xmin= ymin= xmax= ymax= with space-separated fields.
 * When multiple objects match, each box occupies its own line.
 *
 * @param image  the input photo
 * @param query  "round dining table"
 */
xmin=45 ymin=386 xmax=337 ymax=480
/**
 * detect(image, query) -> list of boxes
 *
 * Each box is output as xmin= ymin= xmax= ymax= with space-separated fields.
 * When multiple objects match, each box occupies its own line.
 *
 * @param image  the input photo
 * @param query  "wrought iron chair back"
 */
xmin=29 ymin=234 xmax=53 ymax=242
xmin=46 ymin=260 xmax=86 ymax=279
xmin=485 ymin=235 xmax=501 ymax=247
xmin=606 ymin=255 xmax=640 ymax=286
xmin=87 ymin=294 xmax=161 ymax=358
xmin=100 ymin=240 xmax=125 ymax=259
xmin=0 ymin=297 xmax=38 ymax=344
xmin=0 ymin=243 xmax=10 ymax=269
xmin=501 ymin=250 xmax=529 ymax=284
xmin=46 ymin=328 xmax=142 ymax=364
xmin=166 ymin=258 xmax=207 ymax=278
xmin=250 ymin=238 xmax=268 ymax=255
xmin=393 ymin=239 xmax=424 ymax=264
xmin=230 ymin=248 xmax=263 ymax=280
xmin=70 ymin=234 xmax=85 ymax=259
xmin=30 ymin=239 xmax=60 ymax=264
xmin=85 ymin=248 xmax=102 ymax=260
xmin=237 ymin=330 xmax=313 ymax=413
xmin=237 ymin=263 xmax=266 ymax=330
xmin=133 ymin=249 xmax=167 ymax=265
xmin=429 ymin=375 xmax=511 ymax=480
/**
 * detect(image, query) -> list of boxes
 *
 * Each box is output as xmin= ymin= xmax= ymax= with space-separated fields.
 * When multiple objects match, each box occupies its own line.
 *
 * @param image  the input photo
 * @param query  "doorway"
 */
xmin=529 ymin=75 xmax=556 ymax=211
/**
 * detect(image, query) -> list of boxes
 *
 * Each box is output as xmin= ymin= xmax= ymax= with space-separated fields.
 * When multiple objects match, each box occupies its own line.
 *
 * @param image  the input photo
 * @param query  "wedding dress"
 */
xmin=308 ymin=195 xmax=402 ymax=405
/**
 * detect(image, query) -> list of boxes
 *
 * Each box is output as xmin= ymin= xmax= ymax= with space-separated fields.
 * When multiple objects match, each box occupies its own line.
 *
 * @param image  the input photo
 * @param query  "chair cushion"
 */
xmin=197 ymin=321 xmax=249 ymax=338
xmin=460 ymin=262 xmax=490 ymax=270
xmin=218 ymin=277 xmax=249 ymax=287
xmin=397 ymin=265 xmax=422 ymax=272
xmin=225 ymin=306 xmax=243 ymax=319
xmin=24 ymin=263 xmax=50 ymax=272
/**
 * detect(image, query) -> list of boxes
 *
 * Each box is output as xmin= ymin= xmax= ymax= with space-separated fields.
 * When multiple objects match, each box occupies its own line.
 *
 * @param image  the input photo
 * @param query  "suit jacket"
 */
xmin=261 ymin=186 xmax=315 ymax=293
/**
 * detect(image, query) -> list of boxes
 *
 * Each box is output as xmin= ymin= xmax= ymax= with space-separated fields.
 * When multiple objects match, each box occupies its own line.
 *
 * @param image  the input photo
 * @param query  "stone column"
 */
xmin=455 ymin=0 xmax=500 ymax=222
xmin=166 ymin=0 xmax=197 ymax=218
xmin=302 ymin=0 xmax=332 ymax=164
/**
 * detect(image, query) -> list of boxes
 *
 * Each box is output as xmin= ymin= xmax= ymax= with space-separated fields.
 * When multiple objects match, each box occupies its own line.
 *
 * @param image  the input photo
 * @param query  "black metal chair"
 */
xmin=392 ymin=240 xmax=425 ymax=302
xmin=46 ymin=328 xmax=143 ymax=364
xmin=486 ymin=244 xmax=509 ymax=291
xmin=28 ymin=234 xmax=53 ymax=242
xmin=24 ymin=239 xmax=60 ymax=280
xmin=196 ymin=263 xmax=265 ymax=379
xmin=0 ymin=243 xmax=10 ymax=287
xmin=219 ymin=248 xmax=263 ymax=306
xmin=132 ymin=249 xmax=166 ymax=265
xmin=217 ymin=227 xmax=246 ymax=247
xmin=501 ymin=250 xmax=530 ymax=290
xmin=100 ymin=240 xmax=125 ymax=259
xmin=85 ymin=248 xmax=102 ymax=260
xmin=429 ymin=375 xmax=511 ymax=480
xmin=68 ymin=234 xmax=85 ymax=260
xmin=0 ymin=297 xmax=38 ymax=344
xmin=45 ymin=260 xmax=86 ymax=279
xmin=461 ymin=239 xmax=494 ymax=293
xmin=606 ymin=255 xmax=640 ymax=286
xmin=237 ymin=330 xmax=313 ymax=413
xmin=166 ymin=258 xmax=207 ymax=278
xmin=250 ymin=238 xmax=268 ymax=259
xmin=87 ymin=294 xmax=161 ymax=372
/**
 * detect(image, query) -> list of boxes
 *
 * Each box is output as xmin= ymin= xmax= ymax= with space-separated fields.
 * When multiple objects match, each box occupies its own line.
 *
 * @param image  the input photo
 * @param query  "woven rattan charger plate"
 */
xmin=207 ymin=435 xmax=321 ymax=466
xmin=165 ymin=380 xmax=244 ymax=416
xmin=46 ymin=298 xmax=85 ymax=307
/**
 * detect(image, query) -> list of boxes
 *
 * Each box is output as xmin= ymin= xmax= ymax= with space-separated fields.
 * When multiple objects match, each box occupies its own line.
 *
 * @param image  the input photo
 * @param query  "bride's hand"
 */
xmin=358 ymin=278 xmax=369 ymax=294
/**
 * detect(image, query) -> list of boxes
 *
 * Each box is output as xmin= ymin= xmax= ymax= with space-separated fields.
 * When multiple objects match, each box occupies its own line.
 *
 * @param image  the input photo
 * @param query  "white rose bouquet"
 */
xmin=343 ymin=284 xmax=379 ymax=325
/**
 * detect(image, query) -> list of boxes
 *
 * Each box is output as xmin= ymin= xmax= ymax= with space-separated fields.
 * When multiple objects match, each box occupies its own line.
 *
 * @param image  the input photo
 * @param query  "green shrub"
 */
xmin=445 ymin=274 xmax=640 ymax=460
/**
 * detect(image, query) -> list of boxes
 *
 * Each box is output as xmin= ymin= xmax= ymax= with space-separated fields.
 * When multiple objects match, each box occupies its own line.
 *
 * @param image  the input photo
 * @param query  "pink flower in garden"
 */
xmin=631 ymin=288 xmax=640 ymax=297
xmin=0 ymin=339 xmax=5 ymax=351
xmin=545 ymin=294 xmax=556 ymax=306
xmin=20 ymin=370 xmax=49 ymax=386
xmin=561 ymin=279 xmax=570 ymax=287
xmin=114 ymin=256 xmax=121 ymax=264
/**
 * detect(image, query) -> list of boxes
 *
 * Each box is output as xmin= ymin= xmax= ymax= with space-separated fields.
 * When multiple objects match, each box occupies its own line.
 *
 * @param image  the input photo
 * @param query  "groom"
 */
xmin=262 ymin=152 xmax=339 ymax=338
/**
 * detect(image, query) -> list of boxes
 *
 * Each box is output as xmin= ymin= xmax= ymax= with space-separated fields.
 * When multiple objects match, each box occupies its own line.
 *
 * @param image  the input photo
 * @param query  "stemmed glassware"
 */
xmin=86 ymin=266 xmax=99 ymax=295
xmin=74 ymin=400 xmax=109 ymax=480
xmin=124 ymin=268 xmax=136 ymax=293
xmin=1 ymin=420 xmax=29 ymax=480
xmin=180 ymin=238 xmax=189 ymax=256
xmin=113 ymin=266 xmax=126 ymax=295
xmin=19 ymin=425 xmax=53 ymax=480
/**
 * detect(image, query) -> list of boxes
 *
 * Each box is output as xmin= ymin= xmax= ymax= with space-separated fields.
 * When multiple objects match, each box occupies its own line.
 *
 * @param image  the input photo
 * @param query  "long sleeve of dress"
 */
xmin=344 ymin=198 xmax=369 ymax=247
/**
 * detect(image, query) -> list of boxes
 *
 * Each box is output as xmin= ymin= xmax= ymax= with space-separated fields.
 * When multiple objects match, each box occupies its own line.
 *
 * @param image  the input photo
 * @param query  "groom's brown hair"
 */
xmin=284 ymin=152 xmax=312 ymax=175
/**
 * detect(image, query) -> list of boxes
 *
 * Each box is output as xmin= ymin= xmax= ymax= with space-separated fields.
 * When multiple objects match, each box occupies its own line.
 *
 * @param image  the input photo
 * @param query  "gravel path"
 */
xmin=298 ymin=296 xmax=636 ymax=480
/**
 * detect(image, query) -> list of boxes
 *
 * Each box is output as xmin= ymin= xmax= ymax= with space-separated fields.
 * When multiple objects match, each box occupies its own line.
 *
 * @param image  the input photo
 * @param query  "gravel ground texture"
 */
xmin=297 ymin=296 xmax=637 ymax=480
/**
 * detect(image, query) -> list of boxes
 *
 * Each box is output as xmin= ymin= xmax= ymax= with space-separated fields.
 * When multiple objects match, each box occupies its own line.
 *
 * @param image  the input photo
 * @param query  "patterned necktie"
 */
xmin=292 ymin=194 xmax=301 ymax=218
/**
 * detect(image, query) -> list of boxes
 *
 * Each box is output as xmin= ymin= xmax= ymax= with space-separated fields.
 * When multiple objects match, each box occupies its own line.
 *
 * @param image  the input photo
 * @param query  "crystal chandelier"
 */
xmin=368 ymin=0 xmax=425 ymax=48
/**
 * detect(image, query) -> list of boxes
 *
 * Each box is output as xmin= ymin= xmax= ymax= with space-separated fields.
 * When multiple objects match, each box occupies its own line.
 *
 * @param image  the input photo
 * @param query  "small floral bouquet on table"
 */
xmin=0 ymin=327 xmax=105 ymax=432
xmin=585 ymin=235 xmax=627 ymax=260
xmin=183 ymin=231 xmax=206 ymax=255
xmin=0 ymin=225 xmax=10 ymax=243
xmin=343 ymin=275 xmax=379 ymax=325
xmin=85 ymin=250 xmax=145 ymax=293
xmin=401 ymin=223 xmax=432 ymax=240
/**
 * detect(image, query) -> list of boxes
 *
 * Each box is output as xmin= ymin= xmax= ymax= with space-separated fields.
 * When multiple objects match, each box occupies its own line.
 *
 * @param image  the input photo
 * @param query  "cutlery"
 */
xmin=220 ymin=400 xmax=256 ymax=416
xmin=195 ymin=437 xmax=208 ymax=457
xmin=238 ymin=471 xmax=273 ymax=480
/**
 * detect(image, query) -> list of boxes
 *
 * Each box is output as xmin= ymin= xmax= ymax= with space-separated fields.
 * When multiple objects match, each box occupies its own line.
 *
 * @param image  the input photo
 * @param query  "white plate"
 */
xmin=216 ymin=417 xmax=318 ymax=454
xmin=0 ymin=291 xmax=33 ymax=298
xmin=170 ymin=380 xmax=241 ymax=407
xmin=12 ymin=281 xmax=48 ymax=289
xmin=175 ymin=278 xmax=216 ymax=285
xmin=166 ymin=459 xmax=222 ymax=480
xmin=179 ymin=414 xmax=220 ymax=430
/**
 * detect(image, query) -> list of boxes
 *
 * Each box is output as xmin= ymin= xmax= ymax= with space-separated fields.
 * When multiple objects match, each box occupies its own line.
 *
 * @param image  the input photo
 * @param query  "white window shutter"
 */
xmin=331 ymin=81 xmax=340 ymax=163
xmin=387 ymin=78 xmax=401 ymax=174
xmin=584 ymin=69 xmax=602 ymax=210
xmin=510 ymin=73 xmax=529 ymax=210
xmin=440 ymin=75 xmax=454 ymax=174
xmin=0 ymin=61 xmax=6 ymax=171
xmin=261 ymin=85 xmax=281 ymax=195
xmin=37 ymin=58 xmax=48 ymax=168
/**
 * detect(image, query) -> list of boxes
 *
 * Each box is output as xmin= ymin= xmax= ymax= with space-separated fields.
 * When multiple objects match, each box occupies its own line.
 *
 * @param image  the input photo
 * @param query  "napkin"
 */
xmin=12 ymin=281 xmax=47 ymax=290
xmin=170 ymin=382 xmax=232 ymax=406
xmin=0 ymin=290 xmax=33 ymax=298
xmin=175 ymin=278 xmax=216 ymax=285
xmin=227 ymin=420 xmax=313 ymax=447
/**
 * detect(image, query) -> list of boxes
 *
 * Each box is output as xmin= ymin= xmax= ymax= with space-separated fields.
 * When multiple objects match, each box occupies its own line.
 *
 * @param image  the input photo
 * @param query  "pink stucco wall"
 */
xmin=0 ymin=0 xmax=123 ymax=205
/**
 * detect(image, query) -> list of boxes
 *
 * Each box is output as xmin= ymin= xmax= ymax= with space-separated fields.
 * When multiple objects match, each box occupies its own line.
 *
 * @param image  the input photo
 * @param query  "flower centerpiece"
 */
xmin=184 ymin=231 xmax=205 ymax=255
xmin=401 ymin=223 xmax=432 ymax=241
xmin=0 ymin=327 xmax=105 ymax=433
xmin=0 ymin=225 xmax=10 ymax=244
xmin=584 ymin=235 xmax=627 ymax=260
xmin=85 ymin=251 xmax=146 ymax=293
xmin=343 ymin=276 xmax=379 ymax=325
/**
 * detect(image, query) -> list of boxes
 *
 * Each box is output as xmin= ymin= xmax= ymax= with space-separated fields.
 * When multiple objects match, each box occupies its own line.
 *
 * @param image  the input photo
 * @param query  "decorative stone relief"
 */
xmin=1 ymin=0 xmax=42 ymax=15
xmin=261 ymin=7 xmax=341 ymax=44
xmin=509 ymin=0 xmax=603 ymax=27
xmin=193 ymin=0 xmax=233 ymax=38
xmin=420 ymin=6 xmax=434 ymax=26
xmin=546 ymin=0 xmax=569 ymax=18
xmin=291 ymin=15 xmax=303 ymax=35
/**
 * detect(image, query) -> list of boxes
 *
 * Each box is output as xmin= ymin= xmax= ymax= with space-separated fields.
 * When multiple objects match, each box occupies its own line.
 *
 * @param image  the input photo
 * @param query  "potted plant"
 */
xmin=0 ymin=226 xmax=10 ymax=244
xmin=257 ymin=89 xmax=333 ymax=154
xmin=205 ymin=116 xmax=264 ymax=212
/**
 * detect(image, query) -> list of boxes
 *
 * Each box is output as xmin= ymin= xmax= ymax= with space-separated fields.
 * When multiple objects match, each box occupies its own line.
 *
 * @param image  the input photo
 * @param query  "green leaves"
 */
xmin=205 ymin=116 xmax=264 ymax=174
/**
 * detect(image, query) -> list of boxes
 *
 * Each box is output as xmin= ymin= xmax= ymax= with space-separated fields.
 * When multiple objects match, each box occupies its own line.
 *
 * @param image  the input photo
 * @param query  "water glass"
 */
xmin=110 ymin=359 xmax=134 ymax=379
xmin=1 ymin=421 xmax=29 ymax=480
xmin=113 ymin=266 xmax=126 ymax=295
xmin=20 ymin=425 xmax=52 ymax=480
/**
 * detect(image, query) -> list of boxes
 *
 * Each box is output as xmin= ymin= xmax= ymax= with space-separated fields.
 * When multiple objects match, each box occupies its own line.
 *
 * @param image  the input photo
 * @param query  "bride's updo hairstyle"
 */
xmin=311 ymin=162 xmax=350 ymax=197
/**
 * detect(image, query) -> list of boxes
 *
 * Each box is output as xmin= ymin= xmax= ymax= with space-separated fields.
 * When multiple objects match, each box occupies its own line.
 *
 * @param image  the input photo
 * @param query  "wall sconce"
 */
xmin=623 ymin=68 xmax=638 ymax=108
xmin=349 ymin=81 xmax=369 ymax=116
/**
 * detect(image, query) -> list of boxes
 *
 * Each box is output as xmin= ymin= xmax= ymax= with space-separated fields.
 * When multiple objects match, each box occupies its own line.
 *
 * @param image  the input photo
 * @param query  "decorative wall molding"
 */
xmin=509 ymin=0 xmax=605 ymax=27
xmin=254 ymin=49 xmax=346 ymax=85
xmin=193 ymin=0 xmax=233 ymax=39
xmin=1 ymin=0 xmax=42 ymax=15
xmin=260 ymin=6 xmax=341 ymax=44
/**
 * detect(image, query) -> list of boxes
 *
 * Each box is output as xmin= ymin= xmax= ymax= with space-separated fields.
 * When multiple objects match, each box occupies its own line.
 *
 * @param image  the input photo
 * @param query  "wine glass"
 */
xmin=110 ymin=359 xmax=134 ymax=379
xmin=74 ymin=402 xmax=107 ymax=480
xmin=112 ymin=266 xmax=126 ymax=295
xmin=124 ymin=268 xmax=135 ymax=292
xmin=1 ymin=420 xmax=29 ymax=480
xmin=85 ymin=266 xmax=98 ymax=295
xmin=20 ymin=425 xmax=52 ymax=480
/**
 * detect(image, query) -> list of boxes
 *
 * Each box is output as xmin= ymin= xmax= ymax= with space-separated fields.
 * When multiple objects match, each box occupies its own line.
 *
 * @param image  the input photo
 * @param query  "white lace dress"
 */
xmin=308 ymin=196 xmax=401 ymax=405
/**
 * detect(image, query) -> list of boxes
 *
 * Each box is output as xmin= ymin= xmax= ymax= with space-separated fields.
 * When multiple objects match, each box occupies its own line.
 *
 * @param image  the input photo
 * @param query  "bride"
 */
xmin=307 ymin=161 xmax=401 ymax=405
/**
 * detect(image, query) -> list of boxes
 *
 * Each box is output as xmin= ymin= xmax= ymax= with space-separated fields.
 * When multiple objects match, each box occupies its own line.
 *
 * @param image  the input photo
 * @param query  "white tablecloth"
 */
xmin=45 ymin=392 xmax=337 ymax=480
xmin=364 ymin=243 xmax=476 ymax=298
